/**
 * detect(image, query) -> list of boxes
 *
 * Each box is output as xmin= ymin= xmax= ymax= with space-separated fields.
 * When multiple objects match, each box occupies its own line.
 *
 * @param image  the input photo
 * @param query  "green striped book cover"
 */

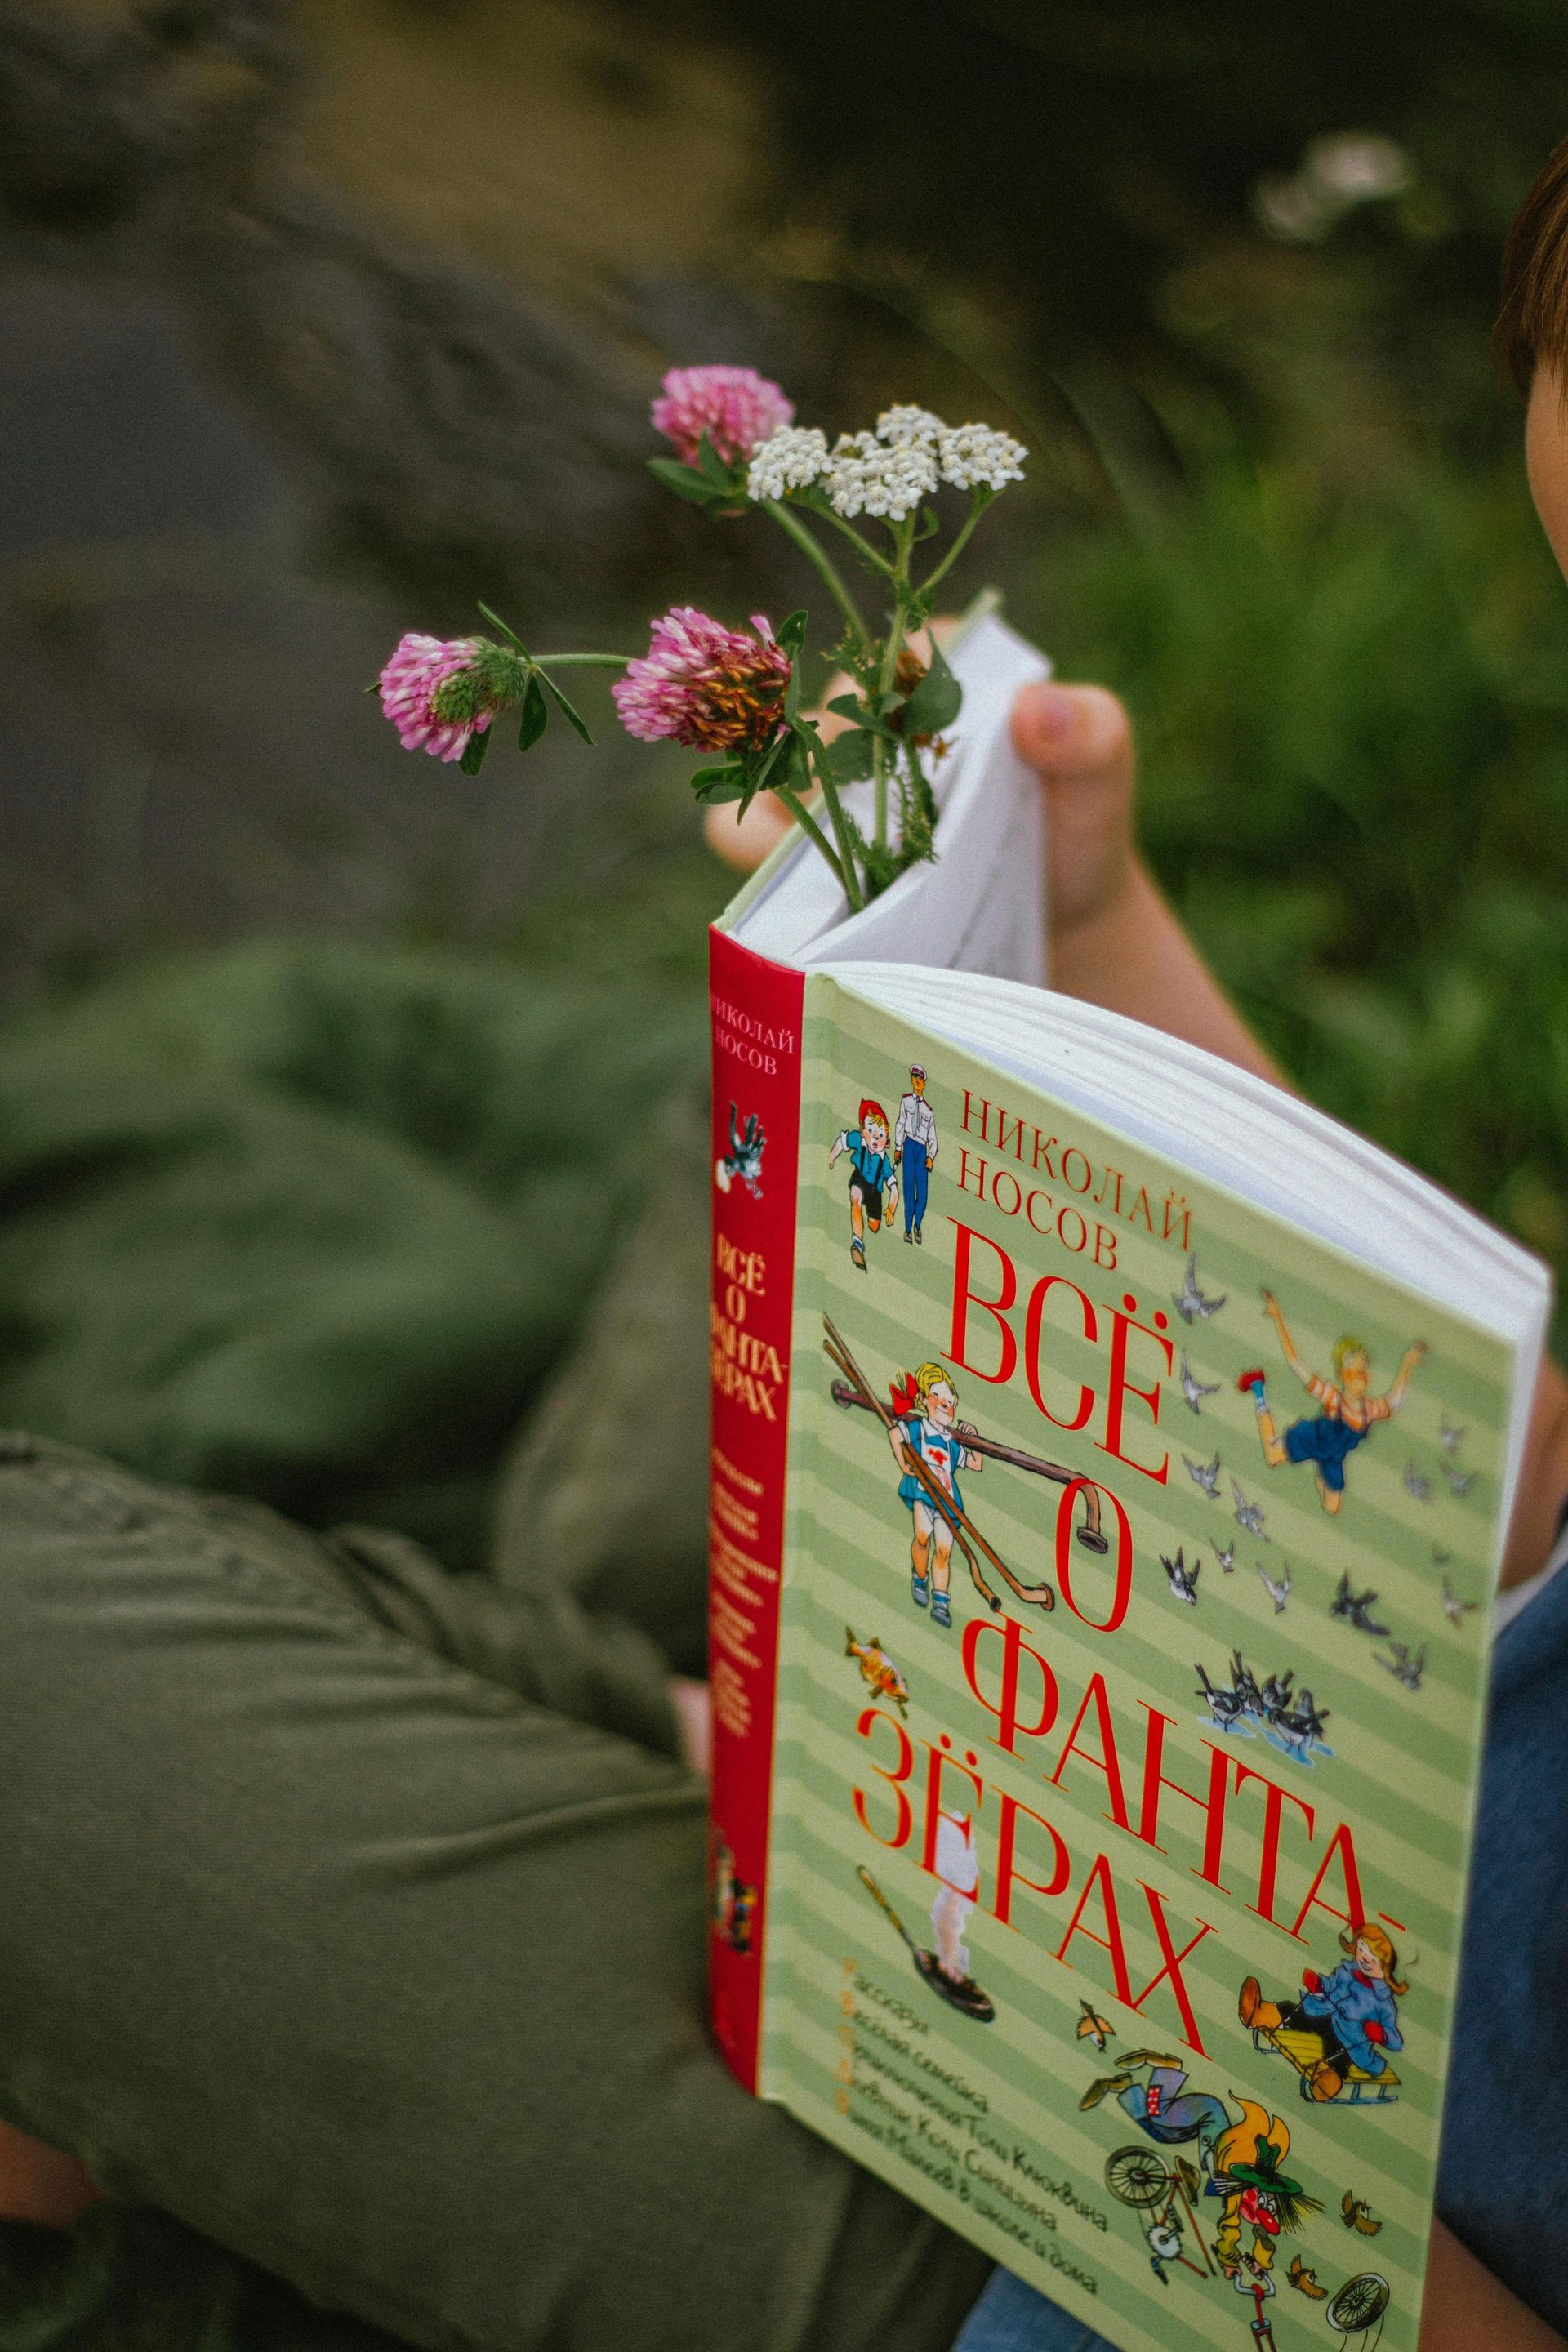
xmin=752 ymin=973 xmax=1518 ymax=2352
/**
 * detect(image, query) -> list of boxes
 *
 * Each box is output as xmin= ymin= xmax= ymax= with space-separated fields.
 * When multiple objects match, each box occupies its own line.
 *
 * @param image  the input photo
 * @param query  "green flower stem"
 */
xmin=764 ymin=503 xmax=869 ymax=642
xmin=916 ymin=488 xmax=992 ymax=599
xmin=872 ymin=516 xmax=918 ymax=853
xmin=808 ymin=501 xmax=899 ymax=581
xmin=773 ymin=777 xmax=862 ymax=911
xmin=796 ymin=733 xmax=866 ymax=912
xmin=531 ymin=653 xmax=636 ymax=667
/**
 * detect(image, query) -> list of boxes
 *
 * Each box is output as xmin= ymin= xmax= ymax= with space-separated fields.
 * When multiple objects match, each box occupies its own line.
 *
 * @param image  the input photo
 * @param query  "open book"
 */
xmin=706 ymin=612 xmax=1549 ymax=2352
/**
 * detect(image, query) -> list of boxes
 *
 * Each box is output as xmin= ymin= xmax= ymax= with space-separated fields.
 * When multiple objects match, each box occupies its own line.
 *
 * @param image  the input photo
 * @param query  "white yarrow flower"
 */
xmin=746 ymin=425 xmax=828 ymax=501
xmin=825 ymin=430 xmax=939 ymax=521
xmin=875 ymin=403 xmax=947 ymax=448
xmin=938 ymin=422 xmax=1027 ymax=492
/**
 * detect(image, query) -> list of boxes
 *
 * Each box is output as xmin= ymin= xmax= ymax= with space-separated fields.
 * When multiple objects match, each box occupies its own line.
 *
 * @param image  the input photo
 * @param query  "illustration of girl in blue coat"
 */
xmin=1240 ymin=1923 xmax=1406 ymax=2101
xmin=885 ymin=1362 xmax=981 ymax=1631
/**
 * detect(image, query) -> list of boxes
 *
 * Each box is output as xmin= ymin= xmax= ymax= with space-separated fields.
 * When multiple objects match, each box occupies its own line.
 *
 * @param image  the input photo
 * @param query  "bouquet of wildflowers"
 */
xmin=377 ymin=366 xmax=1026 ymax=913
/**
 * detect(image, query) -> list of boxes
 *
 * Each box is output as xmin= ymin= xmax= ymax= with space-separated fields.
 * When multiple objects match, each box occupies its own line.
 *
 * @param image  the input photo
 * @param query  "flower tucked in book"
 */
xmin=372 ymin=365 xmax=1027 ymax=911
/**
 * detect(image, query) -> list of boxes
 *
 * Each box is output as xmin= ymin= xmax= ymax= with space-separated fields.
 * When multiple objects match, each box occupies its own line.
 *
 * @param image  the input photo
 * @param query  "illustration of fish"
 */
xmin=1231 ymin=1476 xmax=1268 ymax=1539
xmin=1075 ymin=2000 xmax=1113 ymax=2051
xmin=1183 ymin=1450 xmax=1222 ymax=1500
xmin=1173 ymin=1254 xmax=1226 ymax=1324
xmin=1161 ymin=1548 xmax=1200 ymax=1604
xmin=844 ymin=1629 xmax=909 ymax=1715
xmin=1342 ymin=2192 xmax=1383 ymax=2237
xmin=1376 ymin=1641 xmax=1426 ymax=1690
xmin=1288 ymin=2256 xmax=1328 ymax=2298
xmin=1404 ymin=1462 xmax=1432 ymax=1502
xmin=1258 ymin=1562 xmax=1290 ymax=1615
xmin=1441 ymin=1576 xmax=1478 ymax=1625
xmin=1178 ymin=1351 xmax=1219 ymax=1413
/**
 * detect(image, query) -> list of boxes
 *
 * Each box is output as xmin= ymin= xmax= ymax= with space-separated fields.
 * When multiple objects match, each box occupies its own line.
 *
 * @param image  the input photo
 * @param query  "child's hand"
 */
xmin=1009 ymin=679 xmax=1137 ymax=944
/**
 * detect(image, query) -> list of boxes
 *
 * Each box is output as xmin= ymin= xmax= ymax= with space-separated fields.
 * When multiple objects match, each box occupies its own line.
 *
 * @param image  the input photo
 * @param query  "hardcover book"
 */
xmin=705 ymin=612 xmax=1550 ymax=2352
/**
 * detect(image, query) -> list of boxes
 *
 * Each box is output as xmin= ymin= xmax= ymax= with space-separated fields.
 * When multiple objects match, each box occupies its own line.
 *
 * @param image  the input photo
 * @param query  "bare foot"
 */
xmin=0 ymin=2118 xmax=100 ymax=2226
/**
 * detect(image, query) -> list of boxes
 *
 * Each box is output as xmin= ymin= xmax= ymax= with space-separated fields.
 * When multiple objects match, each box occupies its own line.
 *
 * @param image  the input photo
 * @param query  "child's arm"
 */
xmin=827 ymin=1132 xmax=846 ymax=1167
xmin=1260 ymin=1289 xmax=1314 ymax=1387
xmin=1385 ymin=1340 xmax=1429 ymax=1410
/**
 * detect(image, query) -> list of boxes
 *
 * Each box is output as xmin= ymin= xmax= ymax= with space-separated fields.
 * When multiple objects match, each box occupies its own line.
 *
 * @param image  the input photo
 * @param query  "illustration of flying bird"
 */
xmin=844 ymin=1630 xmax=909 ymax=1715
xmin=1183 ymin=1451 xmax=1222 ymax=1500
xmin=1173 ymin=1254 xmax=1226 ymax=1325
xmin=1444 ymin=1465 xmax=1475 ymax=1496
xmin=1403 ymin=1462 xmax=1432 ymax=1502
xmin=1342 ymin=2193 xmax=1383 ymax=2237
xmin=1441 ymin=1576 xmax=1478 ymax=1625
xmin=1287 ymin=2256 xmax=1328 ymax=2298
xmin=1178 ymin=1351 xmax=1220 ymax=1413
xmin=1329 ymin=1571 xmax=1389 ymax=1637
xmin=1076 ymin=2000 xmax=1113 ymax=2051
xmin=1257 ymin=1563 xmax=1290 ymax=1615
xmin=1438 ymin=1412 xmax=1465 ymax=1456
xmin=1216 ymin=1540 xmax=1236 ymax=1573
xmin=1161 ymin=1548 xmax=1200 ymax=1604
xmin=1231 ymin=1477 xmax=1268 ymax=1539
xmin=1377 ymin=1641 xmax=1427 ymax=1690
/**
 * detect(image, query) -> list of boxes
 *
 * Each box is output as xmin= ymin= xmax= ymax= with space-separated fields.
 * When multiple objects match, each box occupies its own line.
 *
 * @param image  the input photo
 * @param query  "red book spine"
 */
xmin=706 ymin=924 xmax=806 ymax=2091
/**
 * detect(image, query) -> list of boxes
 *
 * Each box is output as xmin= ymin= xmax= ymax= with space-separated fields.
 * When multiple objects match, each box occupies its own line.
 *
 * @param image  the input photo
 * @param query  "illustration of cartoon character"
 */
xmin=856 ymin=1863 xmax=995 ymax=2022
xmin=844 ymin=1628 xmax=909 ymax=1715
xmin=710 ymin=1834 xmax=756 ymax=1953
xmin=715 ymin=1102 xmax=765 ymax=1199
xmin=1237 ymin=1290 xmax=1427 ymax=1516
xmin=887 ymin=1361 xmax=982 ymax=1629
xmin=1207 ymin=2100 xmax=1320 ymax=2287
xmin=893 ymin=1063 xmax=938 ymax=1245
xmin=825 ymin=1316 xmax=1085 ymax=1617
xmin=1081 ymin=2052 xmax=1232 ymax=2169
xmin=1241 ymin=1922 xmax=1406 ymax=2102
xmin=828 ymin=1098 xmax=897 ymax=1272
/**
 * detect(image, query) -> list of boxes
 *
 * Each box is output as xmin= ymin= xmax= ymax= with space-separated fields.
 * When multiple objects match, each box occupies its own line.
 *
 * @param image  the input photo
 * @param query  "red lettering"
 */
xmin=1137 ymin=1714 xmax=1234 ymax=1889
xmin=1235 ymin=1762 xmax=1316 ymax=1929
xmin=1289 ymin=1820 xmax=1369 ymax=1944
xmin=1098 ymin=1304 xmax=1172 ymax=1486
xmin=963 ymin=1614 xmax=1058 ymax=1756
xmin=1128 ymin=1885 xmax=1215 ymax=2056
xmin=1054 ymin=1851 xmax=1133 ymax=2002
xmin=947 ymin=1221 xmax=1018 ymax=1385
xmin=1024 ymin=1273 xmax=1097 ymax=1432
xmin=1049 ymin=1673 xmax=1131 ymax=1830
xmin=1056 ymin=1477 xmax=1135 ymax=1633
xmin=853 ymin=1708 xmax=915 ymax=1849
xmin=991 ymin=1791 xmax=1072 ymax=1928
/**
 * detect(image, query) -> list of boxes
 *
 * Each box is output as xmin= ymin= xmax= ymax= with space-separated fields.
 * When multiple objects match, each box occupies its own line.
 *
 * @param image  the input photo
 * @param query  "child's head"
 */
xmin=909 ymin=1064 xmax=928 ymax=1097
xmin=912 ymin=1361 xmax=958 ymax=1427
xmin=1499 ymin=136 xmax=1568 ymax=580
xmin=858 ymin=1098 xmax=889 ymax=1152
xmin=1341 ymin=1920 xmax=1408 ymax=1995
xmin=1332 ymin=1336 xmax=1370 ymax=1398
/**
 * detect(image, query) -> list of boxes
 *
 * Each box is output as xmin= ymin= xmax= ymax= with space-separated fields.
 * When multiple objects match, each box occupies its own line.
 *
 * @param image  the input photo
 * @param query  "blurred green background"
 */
xmin=1 ymin=0 xmax=1566 ymax=1571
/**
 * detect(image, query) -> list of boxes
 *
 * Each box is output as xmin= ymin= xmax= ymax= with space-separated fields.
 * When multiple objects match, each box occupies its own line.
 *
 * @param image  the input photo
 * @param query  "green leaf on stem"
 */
xmin=690 ymin=764 xmax=746 ymax=803
xmin=900 ymin=639 xmax=963 ymax=736
xmin=459 ymin=725 xmax=492 ymax=777
xmin=518 ymin=674 xmax=549 ymax=753
xmin=647 ymin=457 xmax=730 ymax=507
xmin=825 ymin=728 xmax=876 ymax=782
xmin=694 ymin=431 xmax=739 ymax=489
xmin=477 ymin=601 xmax=529 ymax=656
xmin=538 ymin=670 xmax=595 ymax=744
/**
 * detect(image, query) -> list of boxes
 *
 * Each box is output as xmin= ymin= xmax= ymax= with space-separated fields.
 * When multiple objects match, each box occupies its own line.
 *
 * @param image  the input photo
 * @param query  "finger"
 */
xmin=1010 ymin=681 xmax=1134 ymax=789
xmin=703 ymin=793 xmax=792 ymax=871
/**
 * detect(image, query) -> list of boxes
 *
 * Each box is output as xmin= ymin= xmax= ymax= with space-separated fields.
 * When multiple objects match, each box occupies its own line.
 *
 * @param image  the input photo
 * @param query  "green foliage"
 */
xmin=1027 ymin=448 xmax=1568 ymax=1301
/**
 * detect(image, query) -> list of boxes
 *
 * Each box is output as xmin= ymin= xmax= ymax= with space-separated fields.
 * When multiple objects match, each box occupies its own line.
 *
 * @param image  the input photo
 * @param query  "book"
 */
xmin=705 ymin=609 xmax=1550 ymax=2352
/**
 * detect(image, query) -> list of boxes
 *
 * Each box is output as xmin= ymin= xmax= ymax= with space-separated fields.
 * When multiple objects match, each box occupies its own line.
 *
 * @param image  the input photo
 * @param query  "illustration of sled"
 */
xmin=1250 ymin=2020 xmax=1400 ymax=2106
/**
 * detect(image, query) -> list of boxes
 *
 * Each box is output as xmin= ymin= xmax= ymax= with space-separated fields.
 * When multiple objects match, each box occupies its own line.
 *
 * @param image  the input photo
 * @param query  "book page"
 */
xmin=763 ymin=977 xmax=1519 ymax=2352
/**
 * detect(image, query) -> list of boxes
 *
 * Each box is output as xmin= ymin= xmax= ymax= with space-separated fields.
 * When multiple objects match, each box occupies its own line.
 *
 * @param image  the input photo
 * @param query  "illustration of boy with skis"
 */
xmin=1236 ymin=1290 xmax=1426 ymax=1514
xmin=829 ymin=1098 xmax=897 ymax=1272
xmin=886 ymin=1362 xmax=982 ymax=1628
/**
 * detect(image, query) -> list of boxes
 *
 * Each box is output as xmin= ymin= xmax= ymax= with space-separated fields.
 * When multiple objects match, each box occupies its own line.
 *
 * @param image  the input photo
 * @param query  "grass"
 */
xmin=1021 ymin=443 xmax=1568 ymax=1306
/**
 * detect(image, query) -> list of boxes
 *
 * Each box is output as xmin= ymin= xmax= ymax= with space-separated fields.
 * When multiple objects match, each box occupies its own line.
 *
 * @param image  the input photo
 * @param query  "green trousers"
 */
xmin=0 ymin=1432 xmax=989 ymax=2352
